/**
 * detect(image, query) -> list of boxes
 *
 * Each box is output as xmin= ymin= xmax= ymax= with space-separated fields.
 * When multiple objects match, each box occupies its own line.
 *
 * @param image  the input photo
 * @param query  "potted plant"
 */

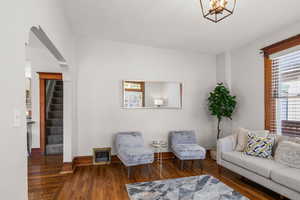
xmin=208 ymin=83 xmax=237 ymax=160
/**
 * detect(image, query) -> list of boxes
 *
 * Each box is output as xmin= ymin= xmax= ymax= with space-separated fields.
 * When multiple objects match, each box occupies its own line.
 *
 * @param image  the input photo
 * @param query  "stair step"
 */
xmin=56 ymin=81 xmax=63 ymax=86
xmin=48 ymin=111 xmax=63 ymax=119
xmin=46 ymin=127 xmax=63 ymax=135
xmin=46 ymin=144 xmax=63 ymax=155
xmin=55 ymin=86 xmax=63 ymax=91
xmin=47 ymin=135 xmax=63 ymax=144
xmin=53 ymin=91 xmax=63 ymax=98
xmin=47 ymin=119 xmax=63 ymax=126
xmin=50 ymin=104 xmax=63 ymax=111
xmin=52 ymin=98 xmax=63 ymax=104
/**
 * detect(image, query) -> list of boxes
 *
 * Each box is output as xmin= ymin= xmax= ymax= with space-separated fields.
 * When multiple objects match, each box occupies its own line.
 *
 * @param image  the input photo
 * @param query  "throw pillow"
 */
xmin=290 ymin=137 xmax=300 ymax=144
xmin=244 ymin=133 xmax=275 ymax=159
xmin=251 ymin=130 xmax=270 ymax=136
xmin=275 ymin=141 xmax=300 ymax=169
xmin=235 ymin=128 xmax=250 ymax=152
xmin=273 ymin=135 xmax=300 ymax=154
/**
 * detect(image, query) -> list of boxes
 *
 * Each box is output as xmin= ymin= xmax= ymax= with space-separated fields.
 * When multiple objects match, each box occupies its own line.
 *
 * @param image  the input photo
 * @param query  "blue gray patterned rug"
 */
xmin=126 ymin=175 xmax=249 ymax=200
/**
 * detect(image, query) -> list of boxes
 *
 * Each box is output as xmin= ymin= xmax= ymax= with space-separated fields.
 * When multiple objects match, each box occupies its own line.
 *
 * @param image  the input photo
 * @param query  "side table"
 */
xmin=151 ymin=141 xmax=168 ymax=177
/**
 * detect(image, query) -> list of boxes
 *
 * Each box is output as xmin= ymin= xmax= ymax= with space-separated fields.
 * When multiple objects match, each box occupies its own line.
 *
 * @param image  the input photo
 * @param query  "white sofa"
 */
xmin=217 ymin=134 xmax=300 ymax=200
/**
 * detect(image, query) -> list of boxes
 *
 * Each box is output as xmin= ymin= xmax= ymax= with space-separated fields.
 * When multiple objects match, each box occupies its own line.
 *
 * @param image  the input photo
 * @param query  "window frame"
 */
xmin=262 ymin=34 xmax=300 ymax=134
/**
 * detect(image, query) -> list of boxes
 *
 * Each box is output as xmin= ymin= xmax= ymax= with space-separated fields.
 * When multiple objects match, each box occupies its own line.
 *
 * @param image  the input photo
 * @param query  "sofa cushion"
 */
xmin=119 ymin=147 xmax=154 ymax=166
xmin=234 ymin=128 xmax=250 ymax=152
xmin=273 ymin=135 xmax=300 ymax=155
xmin=275 ymin=141 xmax=300 ymax=169
xmin=222 ymin=151 xmax=286 ymax=178
xmin=234 ymin=128 xmax=270 ymax=152
xmin=169 ymin=131 xmax=197 ymax=146
xmin=116 ymin=133 xmax=144 ymax=149
xmin=172 ymin=144 xmax=206 ymax=160
xmin=271 ymin=167 xmax=300 ymax=193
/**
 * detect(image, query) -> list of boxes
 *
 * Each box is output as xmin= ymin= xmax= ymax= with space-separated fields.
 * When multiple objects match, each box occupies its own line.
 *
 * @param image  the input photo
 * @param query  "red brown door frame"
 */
xmin=38 ymin=72 xmax=62 ymax=154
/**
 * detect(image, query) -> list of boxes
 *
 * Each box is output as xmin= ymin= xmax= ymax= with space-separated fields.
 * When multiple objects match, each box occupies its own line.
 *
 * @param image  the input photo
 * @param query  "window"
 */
xmin=263 ymin=34 xmax=300 ymax=136
xmin=272 ymin=50 xmax=300 ymax=136
xmin=123 ymin=81 xmax=145 ymax=108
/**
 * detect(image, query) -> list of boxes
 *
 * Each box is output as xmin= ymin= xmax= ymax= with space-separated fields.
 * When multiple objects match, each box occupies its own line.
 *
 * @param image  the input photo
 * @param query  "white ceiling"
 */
xmin=64 ymin=0 xmax=300 ymax=54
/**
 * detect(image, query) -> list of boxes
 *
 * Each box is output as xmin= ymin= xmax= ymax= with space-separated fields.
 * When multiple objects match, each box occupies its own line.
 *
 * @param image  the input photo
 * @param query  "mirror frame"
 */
xmin=122 ymin=80 xmax=183 ymax=109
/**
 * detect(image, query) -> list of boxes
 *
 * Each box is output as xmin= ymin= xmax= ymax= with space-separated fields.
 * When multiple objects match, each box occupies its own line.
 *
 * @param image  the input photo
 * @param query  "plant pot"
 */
xmin=210 ymin=149 xmax=217 ymax=160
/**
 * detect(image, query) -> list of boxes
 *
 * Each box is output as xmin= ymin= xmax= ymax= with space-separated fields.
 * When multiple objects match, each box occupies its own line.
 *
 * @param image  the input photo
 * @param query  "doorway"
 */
xmin=26 ymin=27 xmax=69 ymax=199
xmin=39 ymin=72 xmax=63 ymax=155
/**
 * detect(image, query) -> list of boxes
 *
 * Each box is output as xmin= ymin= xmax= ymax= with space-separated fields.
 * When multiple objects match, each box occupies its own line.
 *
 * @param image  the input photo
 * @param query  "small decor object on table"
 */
xmin=93 ymin=147 xmax=111 ymax=165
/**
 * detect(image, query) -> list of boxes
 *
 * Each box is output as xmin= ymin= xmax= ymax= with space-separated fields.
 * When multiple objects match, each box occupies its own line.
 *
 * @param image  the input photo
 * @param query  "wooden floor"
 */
xmin=28 ymin=155 xmax=66 ymax=200
xmin=28 ymin=155 xmax=284 ymax=200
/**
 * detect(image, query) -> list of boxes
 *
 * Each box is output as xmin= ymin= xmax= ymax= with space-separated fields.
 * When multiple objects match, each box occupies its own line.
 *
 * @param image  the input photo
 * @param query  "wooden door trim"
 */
xmin=38 ymin=72 xmax=62 ymax=154
xmin=261 ymin=34 xmax=300 ymax=56
xmin=264 ymin=56 xmax=272 ymax=130
xmin=38 ymin=72 xmax=62 ymax=80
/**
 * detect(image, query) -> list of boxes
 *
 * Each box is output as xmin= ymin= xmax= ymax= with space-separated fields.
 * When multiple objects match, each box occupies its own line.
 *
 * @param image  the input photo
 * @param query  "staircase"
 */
xmin=46 ymin=81 xmax=63 ymax=155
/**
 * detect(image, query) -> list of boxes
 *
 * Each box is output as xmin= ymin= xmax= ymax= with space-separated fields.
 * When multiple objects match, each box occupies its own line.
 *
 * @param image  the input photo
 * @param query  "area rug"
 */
xmin=126 ymin=175 xmax=249 ymax=200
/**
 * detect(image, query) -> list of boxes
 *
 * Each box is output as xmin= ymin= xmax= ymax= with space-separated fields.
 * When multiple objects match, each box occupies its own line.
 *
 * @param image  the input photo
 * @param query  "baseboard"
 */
xmin=31 ymin=148 xmax=42 ymax=156
xmin=60 ymin=162 xmax=73 ymax=174
xmin=73 ymin=156 xmax=93 ymax=167
xmin=154 ymin=152 xmax=175 ymax=160
xmin=63 ymin=152 xmax=175 ymax=174
xmin=206 ymin=149 xmax=211 ymax=159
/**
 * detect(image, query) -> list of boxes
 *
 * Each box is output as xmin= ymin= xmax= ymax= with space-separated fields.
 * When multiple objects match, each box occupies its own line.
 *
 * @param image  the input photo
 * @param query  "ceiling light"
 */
xmin=199 ymin=0 xmax=236 ymax=23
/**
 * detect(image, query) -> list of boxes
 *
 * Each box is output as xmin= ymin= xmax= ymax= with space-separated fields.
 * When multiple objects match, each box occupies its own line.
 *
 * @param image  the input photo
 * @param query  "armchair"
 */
xmin=169 ymin=130 xmax=206 ymax=170
xmin=115 ymin=132 xmax=154 ymax=178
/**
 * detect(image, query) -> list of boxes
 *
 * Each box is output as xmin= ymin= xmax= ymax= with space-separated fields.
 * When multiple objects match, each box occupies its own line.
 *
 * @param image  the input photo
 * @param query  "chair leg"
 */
xmin=218 ymin=165 xmax=222 ymax=175
xmin=147 ymin=164 xmax=151 ymax=178
xmin=279 ymin=195 xmax=286 ymax=200
xmin=127 ymin=166 xmax=131 ymax=179
xmin=180 ymin=160 xmax=184 ymax=170
xmin=191 ymin=160 xmax=194 ymax=170
xmin=199 ymin=160 xmax=203 ymax=173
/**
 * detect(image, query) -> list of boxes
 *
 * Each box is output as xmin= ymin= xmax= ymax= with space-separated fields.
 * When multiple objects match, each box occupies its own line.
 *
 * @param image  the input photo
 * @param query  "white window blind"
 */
xmin=272 ymin=49 xmax=300 ymax=136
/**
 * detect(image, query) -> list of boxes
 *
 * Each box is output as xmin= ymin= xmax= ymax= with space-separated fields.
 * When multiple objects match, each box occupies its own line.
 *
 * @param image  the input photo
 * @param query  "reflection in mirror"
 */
xmin=123 ymin=81 xmax=182 ymax=109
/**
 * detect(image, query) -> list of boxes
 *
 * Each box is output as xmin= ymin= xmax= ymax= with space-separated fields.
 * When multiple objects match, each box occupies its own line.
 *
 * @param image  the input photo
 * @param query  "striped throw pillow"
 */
xmin=244 ymin=133 xmax=275 ymax=159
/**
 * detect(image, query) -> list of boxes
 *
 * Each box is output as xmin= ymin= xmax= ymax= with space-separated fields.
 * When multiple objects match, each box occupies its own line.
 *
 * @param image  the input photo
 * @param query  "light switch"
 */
xmin=13 ymin=108 xmax=21 ymax=127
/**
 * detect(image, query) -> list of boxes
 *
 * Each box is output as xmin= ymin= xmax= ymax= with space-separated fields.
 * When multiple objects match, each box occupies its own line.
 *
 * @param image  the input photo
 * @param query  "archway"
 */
xmin=26 ymin=26 xmax=70 ymax=199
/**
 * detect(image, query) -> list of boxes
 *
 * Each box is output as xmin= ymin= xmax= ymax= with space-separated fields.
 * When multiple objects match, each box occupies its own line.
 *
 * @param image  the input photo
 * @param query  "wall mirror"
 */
xmin=122 ymin=80 xmax=182 ymax=109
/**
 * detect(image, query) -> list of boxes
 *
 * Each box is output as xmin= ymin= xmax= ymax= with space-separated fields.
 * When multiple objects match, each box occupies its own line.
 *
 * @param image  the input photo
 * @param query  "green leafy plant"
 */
xmin=208 ymin=83 xmax=237 ymax=140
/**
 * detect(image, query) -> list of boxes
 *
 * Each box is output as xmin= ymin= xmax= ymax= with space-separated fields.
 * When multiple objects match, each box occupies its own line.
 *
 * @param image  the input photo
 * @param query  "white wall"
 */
xmin=0 ymin=2 xmax=27 ymax=199
xmin=215 ymin=52 xmax=233 ymax=137
xmin=76 ymin=38 xmax=216 ymax=156
xmin=0 ymin=0 xmax=76 ymax=199
xmin=229 ymin=22 xmax=300 ymax=130
xmin=216 ymin=53 xmax=226 ymax=84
